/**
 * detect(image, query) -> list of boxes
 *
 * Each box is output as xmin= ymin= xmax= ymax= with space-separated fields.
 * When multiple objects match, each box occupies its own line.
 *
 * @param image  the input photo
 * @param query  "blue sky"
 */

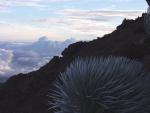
xmin=0 ymin=0 xmax=148 ymax=41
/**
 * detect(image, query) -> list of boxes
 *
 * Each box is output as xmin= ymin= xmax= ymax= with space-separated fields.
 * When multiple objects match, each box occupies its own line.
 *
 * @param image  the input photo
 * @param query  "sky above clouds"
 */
xmin=0 ymin=0 xmax=148 ymax=41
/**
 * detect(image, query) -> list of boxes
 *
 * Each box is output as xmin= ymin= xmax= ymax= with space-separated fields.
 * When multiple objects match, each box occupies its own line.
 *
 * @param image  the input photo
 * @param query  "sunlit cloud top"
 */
xmin=0 ymin=0 xmax=148 ymax=41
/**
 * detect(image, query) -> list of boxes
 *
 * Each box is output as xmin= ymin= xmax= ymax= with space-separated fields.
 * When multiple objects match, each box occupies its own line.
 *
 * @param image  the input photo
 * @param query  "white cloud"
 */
xmin=47 ymin=0 xmax=74 ymax=2
xmin=0 ymin=5 xmax=10 ymax=13
xmin=0 ymin=0 xmax=43 ymax=8
xmin=0 ymin=0 xmax=75 ymax=8
xmin=109 ymin=0 xmax=133 ymax=2
xmin=0 ymin=22 xmax=67 ymax=41
xmin=0 ymin=49 xmax=13 ymax=74
xmin=0 ymin=7 xmax=144 ymax=41
xmin=0 ymin=37 xmax=75 ymax=82
xmin=59 ymin=9 xmax=143 ymax=19
xmin=33 ymin=9 xmax=143 ymax=40
xmin=0 ymin=0 xmax=146 ymax=40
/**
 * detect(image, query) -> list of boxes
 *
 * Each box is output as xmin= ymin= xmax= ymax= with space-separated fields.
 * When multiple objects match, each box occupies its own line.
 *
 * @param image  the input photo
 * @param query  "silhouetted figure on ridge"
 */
xmin=146 ymin=0 xmax=150 ymax=13
xmin=144 ymin=0 xmax=150 ymax=34
xmin=146 ymin=0 xmax=150 ymax=6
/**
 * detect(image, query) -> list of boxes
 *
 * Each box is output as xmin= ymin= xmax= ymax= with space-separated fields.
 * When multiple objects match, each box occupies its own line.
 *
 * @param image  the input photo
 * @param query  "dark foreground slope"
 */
xmin=0 ymin=14 xmax=150 ymax=113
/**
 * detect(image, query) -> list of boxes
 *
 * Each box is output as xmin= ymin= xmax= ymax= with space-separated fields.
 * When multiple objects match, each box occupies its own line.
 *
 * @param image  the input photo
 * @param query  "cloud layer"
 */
xmin=0 ymin=0 xmax=75 ymax=8
xmin=0 ymin=0 xmax=146 ymax=41
xmin=0 ymin=37 xmax=75 ymax=82
xmin=0 ymin=49 xmax=13 ymax=74
xmin=33 ymin=9 xmax=143 ymax=40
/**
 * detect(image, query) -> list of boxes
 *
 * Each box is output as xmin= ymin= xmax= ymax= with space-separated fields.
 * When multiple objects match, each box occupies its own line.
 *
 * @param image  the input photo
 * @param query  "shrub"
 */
xmin=49 ymin=57 xmax=150 ymax=113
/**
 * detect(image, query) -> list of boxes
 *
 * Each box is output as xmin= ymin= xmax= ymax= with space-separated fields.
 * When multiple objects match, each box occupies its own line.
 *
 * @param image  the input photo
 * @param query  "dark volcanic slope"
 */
xmin=0 ymin=14 xmax=150 ymax=113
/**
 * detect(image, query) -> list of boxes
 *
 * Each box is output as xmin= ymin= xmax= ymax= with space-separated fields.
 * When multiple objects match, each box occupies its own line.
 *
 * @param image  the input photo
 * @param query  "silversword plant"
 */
xmin=49 ymin=57 xmax=150 ymax=113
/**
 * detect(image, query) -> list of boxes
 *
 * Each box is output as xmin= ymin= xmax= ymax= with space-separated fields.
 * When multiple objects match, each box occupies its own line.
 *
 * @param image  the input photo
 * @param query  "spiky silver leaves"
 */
xmin=49 ymin=57 xmax=150 ymax=113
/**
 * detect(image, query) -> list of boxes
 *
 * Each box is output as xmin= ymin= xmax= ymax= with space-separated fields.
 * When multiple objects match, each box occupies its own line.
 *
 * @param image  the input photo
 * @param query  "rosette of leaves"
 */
xmin=49 ymin=57 xmax=150 ymax=113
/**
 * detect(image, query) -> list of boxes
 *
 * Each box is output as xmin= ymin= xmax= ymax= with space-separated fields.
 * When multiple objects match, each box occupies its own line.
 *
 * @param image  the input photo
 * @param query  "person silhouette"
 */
xmin=146 ymin=0 xmax=150 ymax=6
xmin=145 ymin=0 xmax=150 ymax=35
